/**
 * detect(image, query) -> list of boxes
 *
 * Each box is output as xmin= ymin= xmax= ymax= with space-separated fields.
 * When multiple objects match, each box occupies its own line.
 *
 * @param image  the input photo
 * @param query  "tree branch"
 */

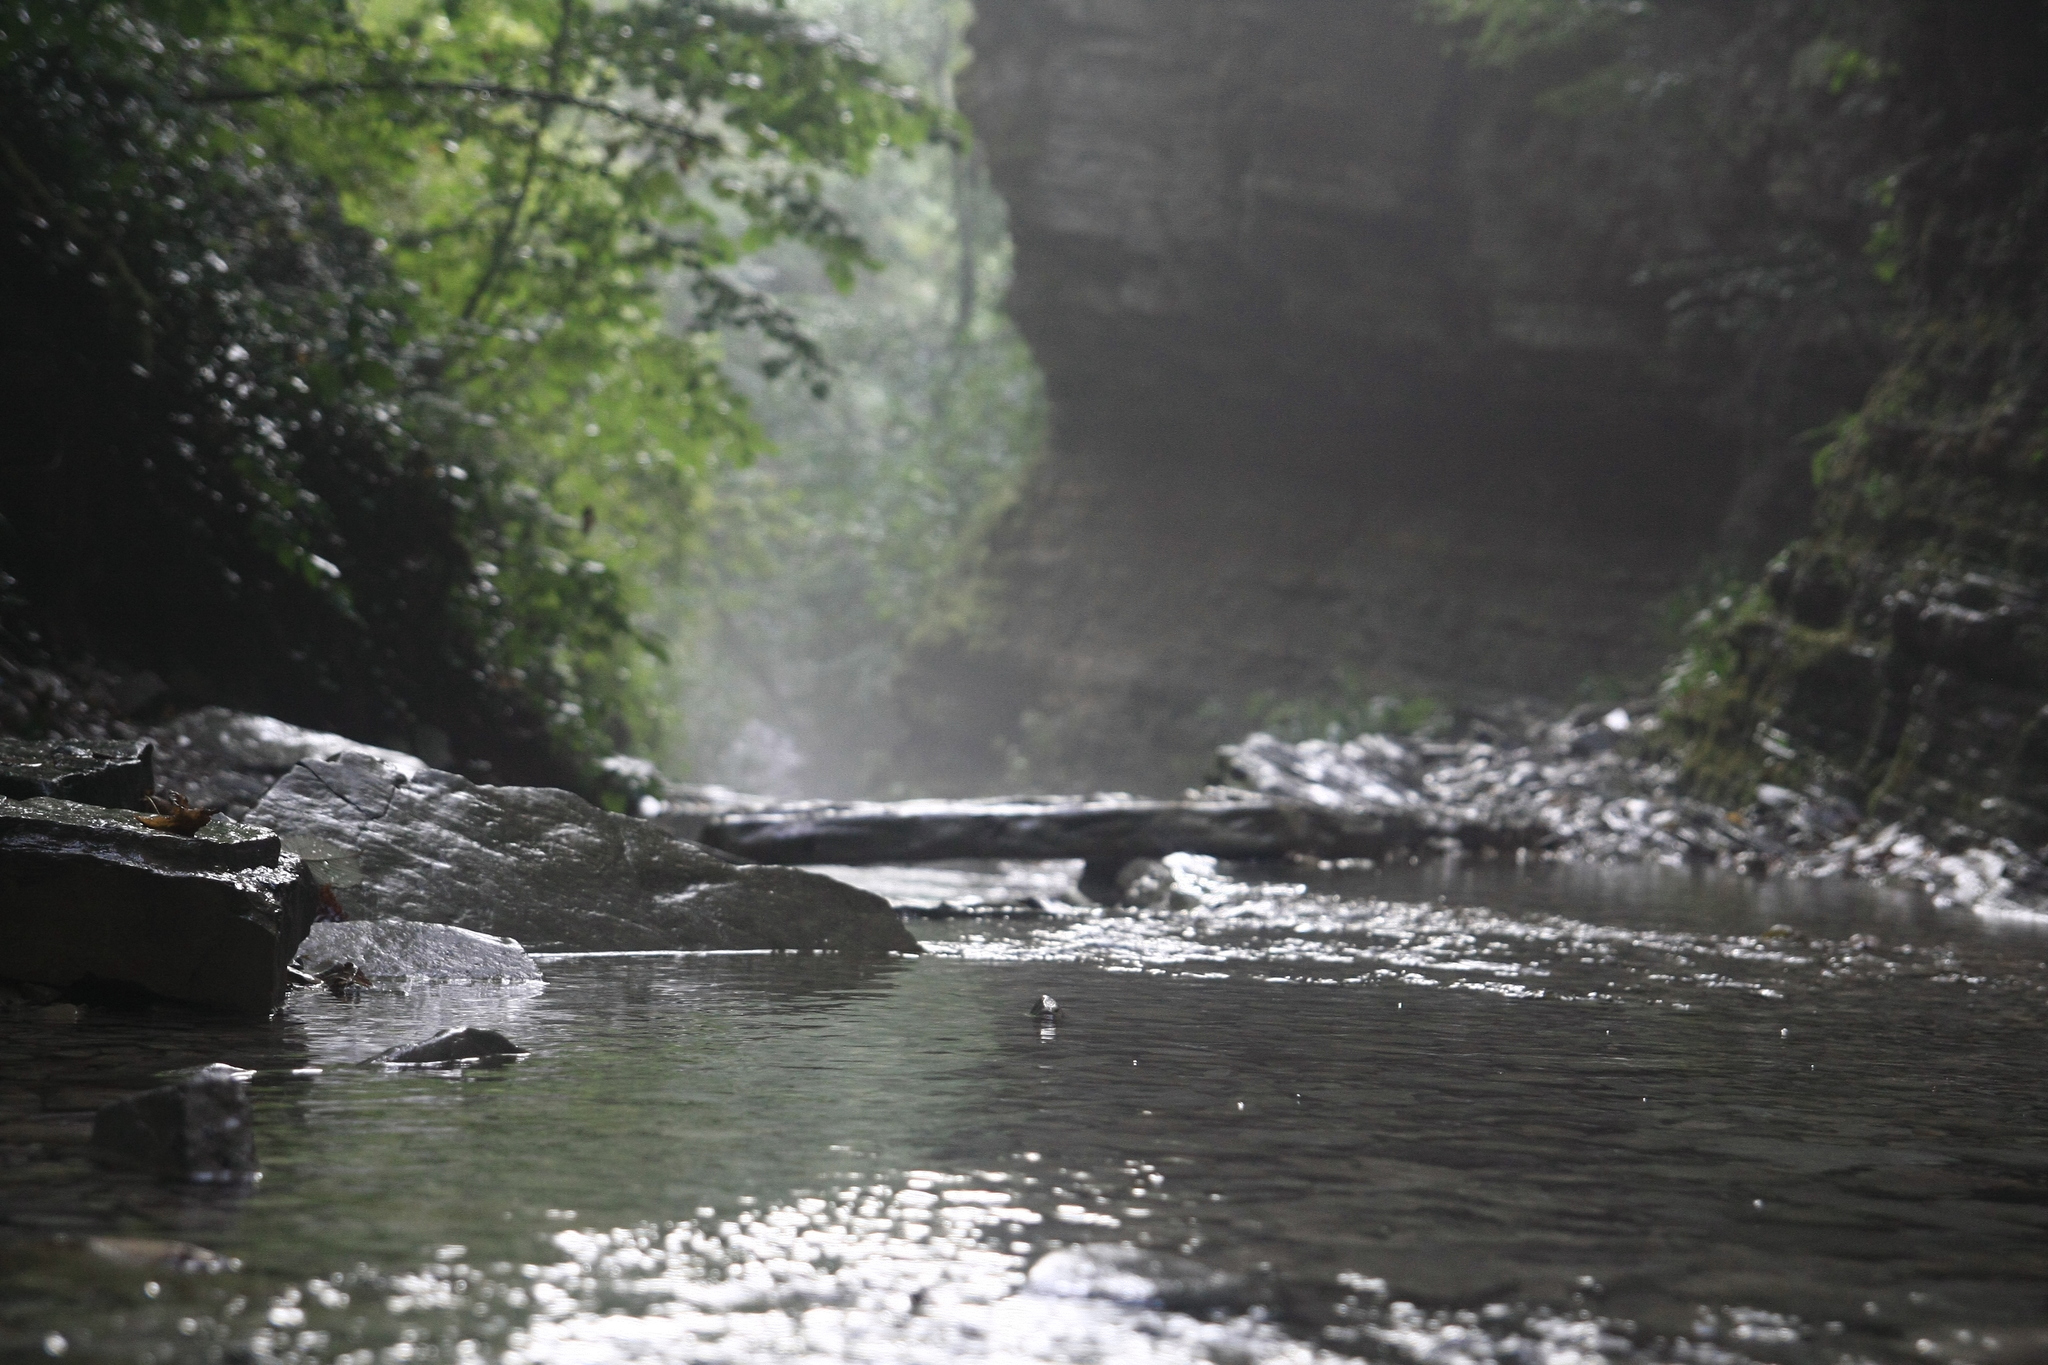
xmin=186 ymin=79 xmax=723 ymax=152
xmin=460 ymin=0 xmax=575 ymax=324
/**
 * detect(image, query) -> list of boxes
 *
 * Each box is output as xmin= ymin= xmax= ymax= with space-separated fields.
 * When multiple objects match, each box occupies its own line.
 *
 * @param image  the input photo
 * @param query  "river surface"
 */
xmin=3 ymin=860 xmax=2045 ymax=1365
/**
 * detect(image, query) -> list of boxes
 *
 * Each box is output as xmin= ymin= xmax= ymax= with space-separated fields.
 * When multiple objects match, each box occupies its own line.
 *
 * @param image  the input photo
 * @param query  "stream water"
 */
xmin=3 ymin=860 xmax=2045 ymax=1365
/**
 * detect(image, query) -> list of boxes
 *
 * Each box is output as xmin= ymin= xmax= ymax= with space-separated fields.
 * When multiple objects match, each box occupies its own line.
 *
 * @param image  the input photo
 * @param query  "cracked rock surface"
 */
xmin=249 ymin=754 xmax=920 ymax=955
xmin=141 ymin=707 xmax=425 ymax=817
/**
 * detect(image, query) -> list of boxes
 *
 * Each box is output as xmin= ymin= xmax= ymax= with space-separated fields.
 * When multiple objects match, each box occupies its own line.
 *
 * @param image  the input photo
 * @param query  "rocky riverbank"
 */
xmin=8 ymin=687 xmax=2042 ymax=1022
xmin=655 ymin=704 xmax=2048 ymax=922
xmin=0 ymin=713 xmax=917 ymax=1017
xmin=1212 ymin=710 xmax=2048 ymax=921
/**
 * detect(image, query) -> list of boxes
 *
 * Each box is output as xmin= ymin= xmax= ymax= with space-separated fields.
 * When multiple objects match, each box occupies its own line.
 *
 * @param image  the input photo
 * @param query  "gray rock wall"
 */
xmin=897 ymin=0 xmax=1845 ymax=791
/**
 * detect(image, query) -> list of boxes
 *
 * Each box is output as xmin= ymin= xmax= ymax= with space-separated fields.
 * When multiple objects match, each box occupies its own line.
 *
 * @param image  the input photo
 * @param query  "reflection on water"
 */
xmin=3 ymin=862 xmax=2045 ymax=1365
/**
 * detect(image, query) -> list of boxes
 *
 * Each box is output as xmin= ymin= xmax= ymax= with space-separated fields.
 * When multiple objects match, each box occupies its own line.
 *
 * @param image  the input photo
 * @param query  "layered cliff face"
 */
xmin=1669 ymin=3 xmax=2048 ymax=852
xmin=896 ymin=0 xmax=1877 ymax=792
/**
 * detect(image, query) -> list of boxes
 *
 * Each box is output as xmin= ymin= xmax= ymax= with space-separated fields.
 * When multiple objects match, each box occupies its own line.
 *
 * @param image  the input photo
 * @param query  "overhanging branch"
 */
xmin=187 ymin=80 xmax=724 ymax=152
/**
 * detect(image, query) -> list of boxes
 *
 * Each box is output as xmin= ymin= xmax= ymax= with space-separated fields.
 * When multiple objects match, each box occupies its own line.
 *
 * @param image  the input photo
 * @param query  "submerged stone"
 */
xmin=1109 ymin=856 xmax=1181 ymax=908
xmin=368 ymin=1027 xmax=523 ymax=1065
xmin=0 ymin=795 xmax=317 ymax=1015
xmin=0 ymin=737 xmax=153 ymax=810
xmin=249 ymin=754 xmax=919 ymax=955
xmin=1025 ymin=1244 xmax=1251 ymax=1314
xmin=81 ymin=1237 xmax=236 ymax=1274
xmin=90 ymin=1072 xmax=257 ymax=1183
xmin=298 ymin=920 xmax=540 ymax=983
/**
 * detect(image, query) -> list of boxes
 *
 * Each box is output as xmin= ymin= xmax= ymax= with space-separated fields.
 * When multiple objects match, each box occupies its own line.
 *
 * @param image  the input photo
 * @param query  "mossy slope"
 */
xmin=1671 ymin=2 xmax=2048 ymax=850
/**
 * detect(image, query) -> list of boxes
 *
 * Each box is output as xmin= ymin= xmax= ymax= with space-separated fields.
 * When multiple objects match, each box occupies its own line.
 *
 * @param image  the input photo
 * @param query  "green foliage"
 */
xmin=1654 ymin=577 xmax=1822 ymax=805
xmin=199 ymin=0 xmax=933 ymax=403
xmin=0 ymin=0 xmax=929 ymax=773
xmin=1786 ymin=36 xmax=1888 ymax=97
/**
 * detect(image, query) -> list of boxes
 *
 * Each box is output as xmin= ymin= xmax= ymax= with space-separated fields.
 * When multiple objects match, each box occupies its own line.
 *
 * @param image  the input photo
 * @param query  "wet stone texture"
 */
xmin=0 ymin=793 xmax=281 ymax=872
xmin=250 ymin=753 xmax=920 ymax=956
xmin=0 ymin=737 xmax=153 ymax=810
xmin=140 ymin=707 xmax=425 ymax=818
xmin=365 ymin=1027 xmax=523 ymax=1066
xmin=0 ymin=796 xmax=317 ymax=1016
xmin=0 ymin=995 xmax=313 ymax=1244
xmin=296 ymin=920 xmax=540 ymax=983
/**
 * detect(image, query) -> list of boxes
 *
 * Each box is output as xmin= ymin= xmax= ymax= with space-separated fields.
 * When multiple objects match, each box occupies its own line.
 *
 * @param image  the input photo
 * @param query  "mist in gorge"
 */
xmin=655 ymin=0 xmax=1043 ymax=799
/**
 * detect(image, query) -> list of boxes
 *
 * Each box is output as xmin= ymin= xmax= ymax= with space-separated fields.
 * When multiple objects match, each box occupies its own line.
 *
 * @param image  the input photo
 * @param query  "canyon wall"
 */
xmin=895 ymin=0 xmax=1871 ymax=792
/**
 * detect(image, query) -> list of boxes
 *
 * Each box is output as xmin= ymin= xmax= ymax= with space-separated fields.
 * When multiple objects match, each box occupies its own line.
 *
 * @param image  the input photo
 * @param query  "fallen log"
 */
xmin=696 ymin=794 xmax=1439 ymax=866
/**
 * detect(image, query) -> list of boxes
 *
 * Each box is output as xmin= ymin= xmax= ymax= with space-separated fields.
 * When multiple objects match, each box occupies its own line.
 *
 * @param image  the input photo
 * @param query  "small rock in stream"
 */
xmin=1029 ymin=993 xmax=1060 ymax=1020
xmin=1111 ymin=857 xmax=1181 ymax=908
xmin=90 ymin=1071 xmax=257 ymax=1183
xmin=81 ymin=1237 xmax=237 ymax=1274
xmin=367 ymin=1027 xmax=525 ymax=1066
xmin=298 ymin=919 xmax=541 ymax=984
xmin=1026 ymin=1244 xmax=1251 ymax=1314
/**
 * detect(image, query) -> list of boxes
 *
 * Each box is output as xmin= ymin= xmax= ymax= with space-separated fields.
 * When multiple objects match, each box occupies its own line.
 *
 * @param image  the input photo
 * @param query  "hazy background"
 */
xmin=654 ymin=0 xmax=1044 ymax=797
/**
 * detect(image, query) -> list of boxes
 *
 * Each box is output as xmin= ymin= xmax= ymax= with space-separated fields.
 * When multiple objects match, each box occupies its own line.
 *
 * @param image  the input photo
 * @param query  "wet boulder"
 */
xmin=298 ymin=920 xmax=540 ymax=983
xmin=0 ymin=795 xmax=317 ymax=1015
xmin=141 ymin=707 xmax=425 ymax=817
xmin=368 ymin=1027 xmax=523 ymax=1065
xmin=90 ymin=1070 xmax=257 ymax=1182
xmin=0 ymin=736 xmax=153 ymax=810
xmin=249 ymin=754 xmax=920 ymax=955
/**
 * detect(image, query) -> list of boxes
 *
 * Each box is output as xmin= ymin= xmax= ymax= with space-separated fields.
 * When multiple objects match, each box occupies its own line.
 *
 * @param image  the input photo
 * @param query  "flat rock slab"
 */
xmin=144 ymin=708 xmax=425 ymax=817
xmin=298 ymin=920 xmax=540 ymax=983
xmin=249 ymin=754 xmax=919 ymax=955
xmin=0 ymin=737 xmax=153 ymax=809
xmin=698 ymin=795 xmax=1426 ymax=865
xmin=0 ymin=795 xmax=316 ymax=1015
xmin=0 ymin=794 xmax=281 ymax=873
